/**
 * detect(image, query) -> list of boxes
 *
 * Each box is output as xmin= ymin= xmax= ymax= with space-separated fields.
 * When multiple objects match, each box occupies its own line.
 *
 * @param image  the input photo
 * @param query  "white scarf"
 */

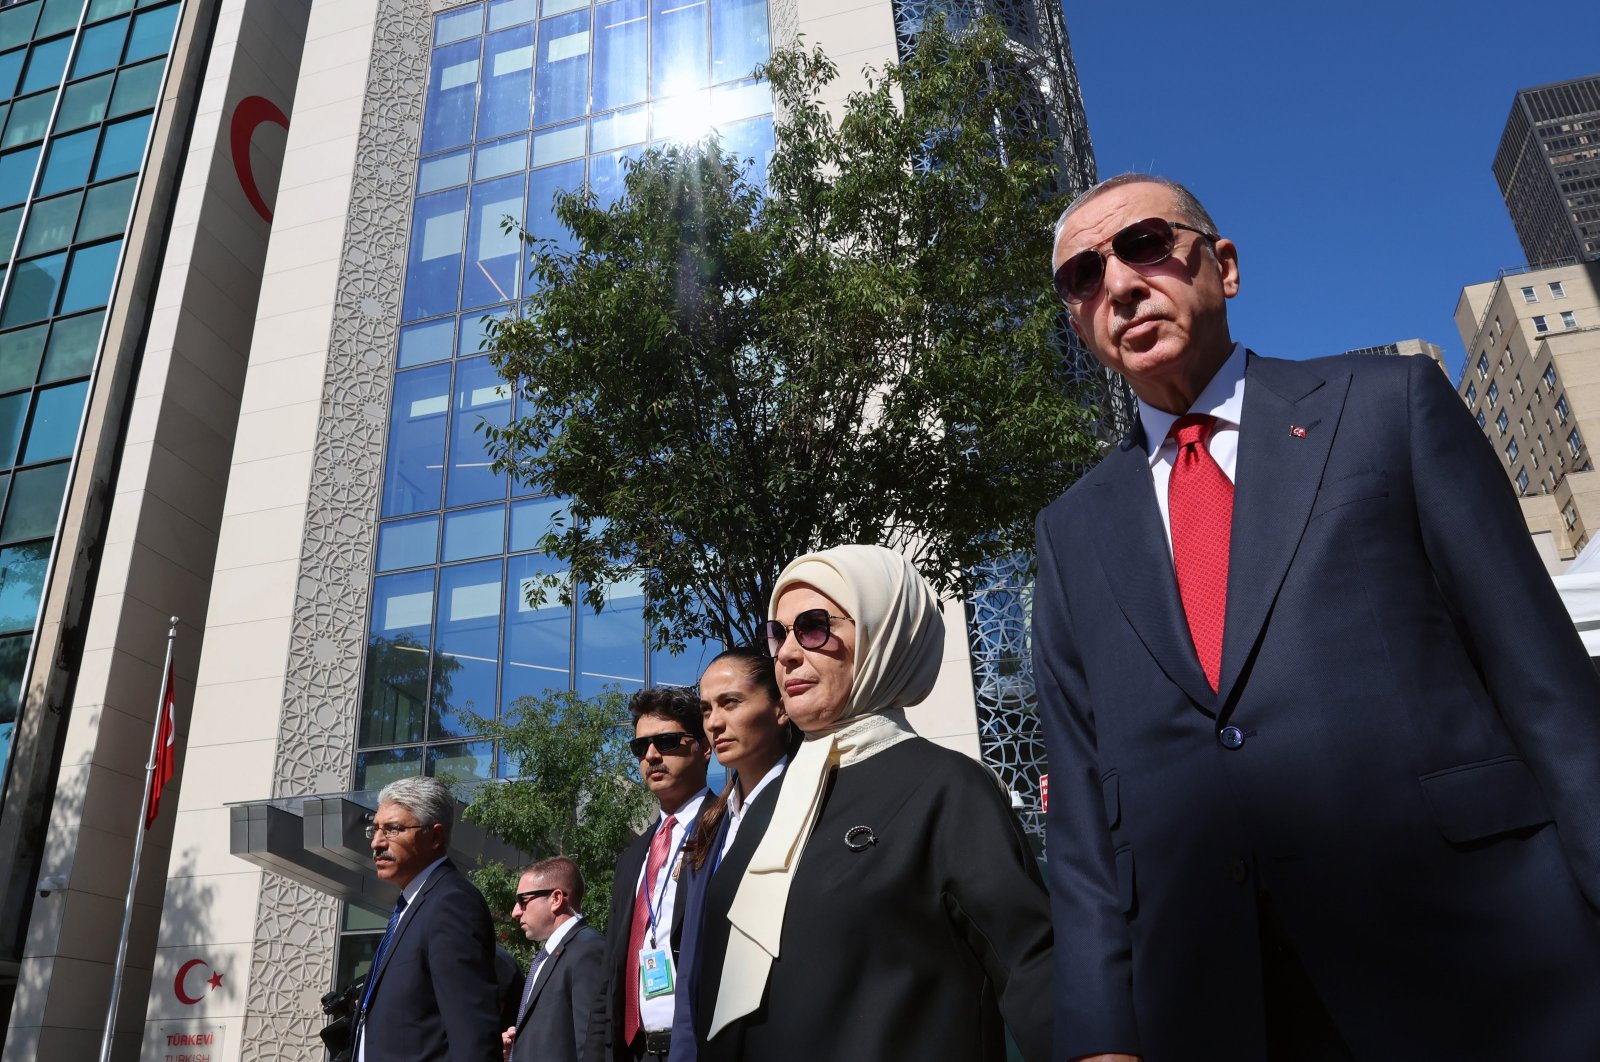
xmin=710 ymin=546 xmax=942 ymax=1036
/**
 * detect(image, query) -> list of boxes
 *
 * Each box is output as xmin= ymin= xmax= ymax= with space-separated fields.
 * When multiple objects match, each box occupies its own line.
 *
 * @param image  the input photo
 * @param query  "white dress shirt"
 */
xmin=636 ymin=790 xmax=708 ymax=1033
xmin=720 ymin=757 xmax=788 ymax=861
xmin=1138 ymin=341 xmax=1247 ymax=555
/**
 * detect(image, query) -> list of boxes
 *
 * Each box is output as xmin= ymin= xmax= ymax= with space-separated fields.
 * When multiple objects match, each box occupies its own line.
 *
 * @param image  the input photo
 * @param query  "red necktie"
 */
xmin=624 ymin=813 xmax=676 ymax=1044
xmin=1167 ymin=414 xmax=1233 ymax=691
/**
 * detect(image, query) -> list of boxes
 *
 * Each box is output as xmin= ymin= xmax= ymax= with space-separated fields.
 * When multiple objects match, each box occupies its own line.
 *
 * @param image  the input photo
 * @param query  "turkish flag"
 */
xmin=145 ymin=661 xmax=177 ymax=830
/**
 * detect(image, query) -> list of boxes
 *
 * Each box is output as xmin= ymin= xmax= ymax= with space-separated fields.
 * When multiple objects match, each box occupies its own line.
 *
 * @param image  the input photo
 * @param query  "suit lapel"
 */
xmin=517 ymin=929 xmax=572 ymax=1030
xmin=1089 ymin=437 xmax=1218 ymax=712
xmin=1217 ymin=354 xmax=1348 ymax=702
xmin=369 ymin=860 xmax=453 ymax=1001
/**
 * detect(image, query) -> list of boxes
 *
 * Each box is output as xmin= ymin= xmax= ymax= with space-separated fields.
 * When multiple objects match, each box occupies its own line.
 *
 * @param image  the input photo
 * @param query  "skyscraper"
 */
xmin=1493 ymin=73 xmax=1600 ymax=268
xmin=0 ymin=0 xmax=1096 ymax=1055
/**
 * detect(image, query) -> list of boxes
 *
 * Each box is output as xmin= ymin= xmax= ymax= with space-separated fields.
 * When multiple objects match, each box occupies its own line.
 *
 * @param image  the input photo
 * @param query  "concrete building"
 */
xmin=1454 ymin=261 xmax=1600 ymax=571
xmin=1494 ymin=73 xmax=1600 ymax=268
xmin=0 ymin=0 xmax=1095 ymax=1056
xmin=1337 ymin=338 xmax=1447 ymax=372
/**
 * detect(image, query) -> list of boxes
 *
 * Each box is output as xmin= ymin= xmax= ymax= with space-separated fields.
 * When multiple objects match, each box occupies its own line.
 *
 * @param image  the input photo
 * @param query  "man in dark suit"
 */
xmin=357 ymin=775 xmax=503 ymax=1061
xmin=587 ymin=688 xmax=711 ymax=1062
xmin=1034 ymin=173 xmax=1600 ymax=1062
xmin=505 ymin=857 xmax=605 ymax=1062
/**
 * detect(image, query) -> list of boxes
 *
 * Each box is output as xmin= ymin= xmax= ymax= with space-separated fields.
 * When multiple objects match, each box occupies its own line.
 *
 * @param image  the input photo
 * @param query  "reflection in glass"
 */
xmin=94 ymin=114 xmax=153 ymax=181
xmin=0 ymin=393 xmax=28 ymax=466
xmin=108 ymin=57 xmax=163 ymax=118
xmin=58 ymin=239 xmax=123 ymax=315
xmin=55 ymin=74 xmax=113 ymax=132
xmin=463 ymin=173 xmax=525 ymax=309
xmin=355 ymin=745 xmax=424 ymax=791
xmin=421 ymin=37 xmax=482 ymax=155
xmin=124 ymin=2 xmax=181 ymax=64
xmin=526 ymin=159 xmax=583 ymax=252
xmin=435 ymin=3 xmax=485 ymax=45
xmin=442 ymin=504 xmax=506 ymax=562
xmin=0 ymin=540 xmax=50 ymax=632
xmin=575 ymin=576 xmax=645 ymax=699
xmin=37 ymin=128 xmax=97 ymax=196
xmin=18 ymin=36 xmax=69 ymax=95
xmin=720 ymin=112 xmax=774 ymax=187
xmin=0 ymin=462 xmax=69 ymax=542
xmin=401 ymin=187 xmax=467 ymax=322
xmin=458 ymin=306 xmax=511 ymax=359
xmin=432 ymin=559 xmax=502 ymax=738
xmin=20 ymin=192 xmax=83 ymax=258
xmin=534 ymin=9 xmax=591 ymax=128
xmin=503 ymin=552 xmax=570 ymax=705
xmin=0 ymin=327 xmax=47 ymax=394
xmin=478 ymin=24 xmax=534 ymax=141
xmin=1 ymin=632 xmax=29 ymax=723
xmin=652 ymin=0 xmax=707 ymax=98
xmin=474 ymin=136 xmax=527 ymax=181
xmin=1 ymin=251 xmax=66 ymax=328
xmin=72 ymin=16 xmax=129 ymax=78
xmin=397 ymin=317 xmax=456 ymax=367
xmin=22 ymin=380 xmax=89 ymax=464
xmin=509 ymin=495 xmax=564 ymax=552
xmin=376 ymin=514 xmax=439 ymax=572
xmin=445 ymin=356 xmax=512 ymax=507
xmin=2 ymin=91 xmax=54 ymax=149
xmin=418 ymin=147 xmax=472 ymax=194
xmin=428 ymin=739 xmax=493 ymax=781
xmin=76 ymin=177 xmax=136 ymax=242
xmin=489 ymin=0 xmax=537 ymax=30
xmin=380 ymin=362 xmax=452 ymax=517
xmin=710 ymin=0 xmax=767 ymax=83
xmin=593 ymin=0 xmax=647 ymax=112
xmin=0 ymin=146 xmax=42 ymax=207
xmin=360 ymin=569 xmax=438 ymax=746
xmin=40 ymin=311 xmax=103 ymax=382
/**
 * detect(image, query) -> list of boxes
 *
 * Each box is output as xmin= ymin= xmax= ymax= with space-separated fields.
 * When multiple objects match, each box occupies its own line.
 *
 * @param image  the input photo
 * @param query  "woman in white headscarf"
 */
xmin=697 ymin=544 xmax=1052 ymax=1062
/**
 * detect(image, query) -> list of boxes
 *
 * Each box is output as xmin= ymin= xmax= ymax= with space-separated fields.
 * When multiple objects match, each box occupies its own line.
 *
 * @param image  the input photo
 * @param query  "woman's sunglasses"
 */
xmin=1053 ymin=216 xmax=1219 ymax=305
xmin=762 ymin=608 xmax=850 ymax=658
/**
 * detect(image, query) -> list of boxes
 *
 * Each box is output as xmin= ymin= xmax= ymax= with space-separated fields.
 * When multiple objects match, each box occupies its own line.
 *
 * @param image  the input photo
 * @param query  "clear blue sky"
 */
xmin=1062 ymin=0 xmax=1600 ymax=380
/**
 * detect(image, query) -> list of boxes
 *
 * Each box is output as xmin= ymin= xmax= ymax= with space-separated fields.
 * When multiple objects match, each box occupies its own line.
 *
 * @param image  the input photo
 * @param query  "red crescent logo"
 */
xmin=174 ymin=958 xmax=209 ymax=1005
xmin=229 ymin=95 xmax=290 ymax=223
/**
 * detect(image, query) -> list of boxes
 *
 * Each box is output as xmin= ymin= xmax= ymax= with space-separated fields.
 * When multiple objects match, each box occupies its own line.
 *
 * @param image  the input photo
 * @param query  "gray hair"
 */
xmin=1052 ymin=173 xmax=1220 ymax=247
xmin=378 ymin=775 xmax=455 ymax=839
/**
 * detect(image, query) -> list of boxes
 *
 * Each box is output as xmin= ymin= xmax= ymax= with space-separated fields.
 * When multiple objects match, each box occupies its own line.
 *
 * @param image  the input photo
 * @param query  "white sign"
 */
xmin=154 ymin=1023 xmax=226 ymax=1062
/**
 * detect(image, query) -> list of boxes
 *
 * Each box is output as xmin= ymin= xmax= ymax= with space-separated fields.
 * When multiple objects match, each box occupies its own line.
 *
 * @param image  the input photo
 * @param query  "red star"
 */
xmin=207 ymin=972 xmax=224 ymax=991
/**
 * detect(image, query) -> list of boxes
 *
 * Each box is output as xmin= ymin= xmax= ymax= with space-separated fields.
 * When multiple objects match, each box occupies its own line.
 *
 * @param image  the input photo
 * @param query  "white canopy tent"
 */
xmin=1555 ymin=538 xmax=1600 ymax=658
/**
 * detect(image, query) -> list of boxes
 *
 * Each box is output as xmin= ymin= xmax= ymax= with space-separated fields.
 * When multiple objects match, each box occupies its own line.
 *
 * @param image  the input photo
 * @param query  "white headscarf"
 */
xmin=710 ymin=545 xmax=944 ymax=1035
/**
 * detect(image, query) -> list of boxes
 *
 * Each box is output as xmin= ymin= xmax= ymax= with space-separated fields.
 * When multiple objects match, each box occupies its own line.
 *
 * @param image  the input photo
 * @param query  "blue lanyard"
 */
xmin=643 ymin=821 xmax=689 ymax=949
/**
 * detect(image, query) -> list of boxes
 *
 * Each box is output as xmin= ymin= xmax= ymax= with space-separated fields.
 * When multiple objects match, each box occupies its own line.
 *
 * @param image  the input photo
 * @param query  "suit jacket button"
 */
xmin=1218 ymin=726 xmax=1245 ymax=750
xmin=1230 ymin=860 xmax=1249 ymax=883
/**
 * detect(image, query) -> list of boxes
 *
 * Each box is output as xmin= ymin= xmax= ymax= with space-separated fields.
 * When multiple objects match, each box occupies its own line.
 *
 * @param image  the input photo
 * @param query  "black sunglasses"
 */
xmin=1053 ymin=216 xmax=1219 ymax=305
xmin=513 ymin=888 xmax=556 ymax=908
xmin=763 ymin=608 xmax=851 ymax=658
xmin=629 ymin=732 xmax=696 ymax=758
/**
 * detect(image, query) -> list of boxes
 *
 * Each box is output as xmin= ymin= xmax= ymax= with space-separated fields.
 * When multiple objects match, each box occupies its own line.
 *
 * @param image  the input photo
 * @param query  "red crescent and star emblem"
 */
xmin=229 ymin=94 xmax=290 ymax=223
xmin=174 ymin=958 xmax=224 ymax=1006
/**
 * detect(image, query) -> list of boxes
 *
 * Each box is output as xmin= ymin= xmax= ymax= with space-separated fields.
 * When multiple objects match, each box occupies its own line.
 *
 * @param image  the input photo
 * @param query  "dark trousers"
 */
xmin=1258 ymin=894 xmax=1355 ymax=1062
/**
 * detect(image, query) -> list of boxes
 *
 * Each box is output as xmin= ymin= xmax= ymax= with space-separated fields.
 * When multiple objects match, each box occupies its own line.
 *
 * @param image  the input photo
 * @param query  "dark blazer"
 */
xmin=585 ymin=812 xmax=701 ymax=1062
xmin=1035 ymin=351 xmax=1600 ymax=1061
xmin=359 ymin=860 xmax=504 ymax=1061
xmin=666 ymin=772 xmax=786 ymax=1062
xmin=512 ymin=921 xmax=606 ymax=1062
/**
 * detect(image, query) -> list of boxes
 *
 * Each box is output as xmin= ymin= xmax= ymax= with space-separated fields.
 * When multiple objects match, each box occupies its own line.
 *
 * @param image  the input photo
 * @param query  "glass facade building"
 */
xmin=1495 ymin=74 xmax=1600 ymax=268
xmin=0 ymin=0 xmax=181 ymax=787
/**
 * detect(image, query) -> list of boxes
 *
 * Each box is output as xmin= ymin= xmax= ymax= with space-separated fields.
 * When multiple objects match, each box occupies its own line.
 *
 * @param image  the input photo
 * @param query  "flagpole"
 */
xmin=99 ymin=616 xmax=178 ymax=1062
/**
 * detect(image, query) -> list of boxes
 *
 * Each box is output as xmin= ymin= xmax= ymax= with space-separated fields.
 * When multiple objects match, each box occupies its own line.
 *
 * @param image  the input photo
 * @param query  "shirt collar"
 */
xmin=1138 ymin=341 xmax=1247 ymax=464
xmin=400 ymin=854 xmax=450 ymax=905
xmin=660 ymin=788 xmax=710 ymax=825
xmin=541 ymin=912 xmax=584 ymax=952
xmin=728 ymin=757 xmax=788 ymax=818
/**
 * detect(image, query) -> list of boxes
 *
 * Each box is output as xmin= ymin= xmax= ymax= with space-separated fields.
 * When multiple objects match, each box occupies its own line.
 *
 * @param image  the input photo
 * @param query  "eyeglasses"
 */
xmin=513 ymin=888 xmax=556 ymax=909
xmin=1053 ymin=216 xmax=1219 ymax=305
xmin=762 ymin=608 xmax=852 ymax=658
xmin=365 ymin=822 xmax=427 ymax=840
xmin=628 ymin=732 xmax=696 ymax=758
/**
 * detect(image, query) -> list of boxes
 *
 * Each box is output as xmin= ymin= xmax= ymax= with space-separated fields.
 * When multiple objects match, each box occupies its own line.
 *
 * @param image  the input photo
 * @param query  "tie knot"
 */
xmin=662 ymin=814 xmax=677 ymax=832
xmin=1170 ymin=413 xmax=1216 ymax=449
xmin=395 ymin=895 xmax=408 ymax=913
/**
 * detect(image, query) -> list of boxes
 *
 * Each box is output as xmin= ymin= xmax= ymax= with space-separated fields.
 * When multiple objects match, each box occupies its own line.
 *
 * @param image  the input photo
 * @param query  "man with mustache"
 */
xmin=1034 ymin=173 xmax=1600 ymax=1061
xmin=587 ymin=688 xmax=711 ymax=1062
xmin=357 ymin=775 xmax=502 ymax=1060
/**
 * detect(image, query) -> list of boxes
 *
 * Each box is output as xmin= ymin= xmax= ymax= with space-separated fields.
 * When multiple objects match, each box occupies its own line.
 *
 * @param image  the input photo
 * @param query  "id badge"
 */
xmin=638 ymin=947 xmax=674 ymax=999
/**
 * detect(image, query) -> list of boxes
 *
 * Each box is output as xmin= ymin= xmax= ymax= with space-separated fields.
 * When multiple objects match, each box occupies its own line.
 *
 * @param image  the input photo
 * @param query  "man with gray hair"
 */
xmin=354 ymin=775 xmax=502 ymax=1060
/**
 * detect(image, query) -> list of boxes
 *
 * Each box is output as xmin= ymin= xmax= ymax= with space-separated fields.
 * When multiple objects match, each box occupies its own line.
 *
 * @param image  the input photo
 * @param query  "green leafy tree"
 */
xmin=464 ymin=688 xmax=652 ymax=945
xmin=484 ymin=16 xmax=1098 ymax=650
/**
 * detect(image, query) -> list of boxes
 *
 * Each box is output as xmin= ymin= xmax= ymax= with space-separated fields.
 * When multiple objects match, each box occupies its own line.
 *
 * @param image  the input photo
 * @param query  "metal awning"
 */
xmin=229 ymin=791 xmax=526 ymax=914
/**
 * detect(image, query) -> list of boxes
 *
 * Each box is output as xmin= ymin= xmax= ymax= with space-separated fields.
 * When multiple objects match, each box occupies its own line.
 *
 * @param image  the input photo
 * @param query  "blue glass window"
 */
xmin=56 ymin=73 xmax=114 ymax=131
xmin=575 ymin=576 xmax=645 ymax=698
xmin=0 ymin=327 xmax=46 ymax=393
xmin=530 ymin=121 xmax=584 ymax=168
xmin=93 ymin=114 xmax=152 ymax=181
xmin=400 ymin=187 xmax=466 ymax=321
xmin=107 ymin=56 xmax=163 ymax=118
xmin=21 ymin=379 xmax=88 ymax=462
xmin=432 ymin=558 xmax=502 ymax=737
xmin=509 ymin=495 xmax=563 ymax=552
xmin=592 ymin=0 xmax=647 ymax=112
xmin=355 ymin=746 xmax=424 ymax=791
xmin=19 ymin=191 xmax=82 ymax=257
xmin=71 ymin=15 xmax=129 ymax=78
xmin=40 ymin=310 xmax=102 ymax=381
xmin=361 ymin=568 xmax=436 ymax=746
xmin=0 ymin=146 xmax=41 ymax=207
xmin=420 ymin=37 xmax=481 ymax=155
xmin=0 ymin=3 xmax=43 ymax=50
xmin=0 ymin=48 xmax=24 ymax=99
xmin=0 ymin=251 xmax=66 ymax=328
xmin=37 ymin=0 xmax=87 ymax=37
xmin=397 ymin=317 xmax=456 ymax=368
xmin=3 ymin=91 xmax=54 ymax=149
xmin=417 ymin=148 xmax=471 ymax=194
xmin=123 ymin=2 xmax=179 ymax=64
xmin=474 ymin=135 xmax=527 ymax=180
xmin=525 ymin=158 xmax=582 ymax=252
xmin=435 ymin=4 xmax=484 ymax=45
xmin=503 ymin=552 xmax=569 ymax=704
xmin=380 ymin=362 xmax=452 ymax=518
xmin=444 ymin=356 xmax=511 ymax=507
xmin=719 ymin=112 xmax=773 ymax=188
xmin=376 ymin=514 xmax=439 ymax=572
xmin=0 ymin=393 xmax=27 ymax=465
xmin=57 ymin=238 xmax=122 ymax=314
xmin=442 ymin=504 xmax=505 ymax=562
xmin=0 ymin=540 xmax=49 ymax=632
xmin=477 ymin=24 xmax=534 ymax=140
xmin=75 ymin=175 xmax=135 ymax=241
xmin=463 ymin=172 xmax=524 ymax=309
xmin=37 ymin=128 xmax=98 ymax=196
xmin=652 ymin=0 xmax=707 ymax=97
xmin=489 ymin=0 xmax=536 ymax=30
xmin=458 ymin=307 xmax=510 ymax=360
xmin=428 ymin=739 xmax=493 ymax=781
xmin=590 ymin=145 xmax=642 ymax=208
xmin=19 ymin=36 xmax=70 ymax=95
xmin=710 ymin=0 xmax=767 ymax=83
xmin=0 ymin=461 xmax=69 ymax=542
xmin=534 ymin=9 xmax=591 ymax=128
xmin=86 ymin=0 xmax=134 ymax=22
